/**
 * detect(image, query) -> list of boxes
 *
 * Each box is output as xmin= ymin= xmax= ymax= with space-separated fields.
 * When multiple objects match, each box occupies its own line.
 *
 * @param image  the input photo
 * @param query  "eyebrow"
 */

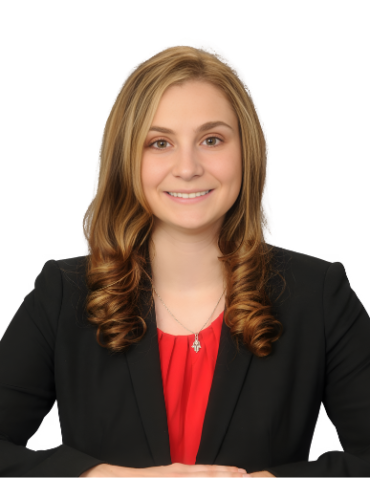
xmin=148 ymin=120 xmax=233 ymax=135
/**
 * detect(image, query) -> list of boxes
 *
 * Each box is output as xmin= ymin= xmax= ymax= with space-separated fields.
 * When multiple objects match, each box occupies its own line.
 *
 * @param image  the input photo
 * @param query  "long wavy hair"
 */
xmin=83 ymin=45 xmax=285 ymax=358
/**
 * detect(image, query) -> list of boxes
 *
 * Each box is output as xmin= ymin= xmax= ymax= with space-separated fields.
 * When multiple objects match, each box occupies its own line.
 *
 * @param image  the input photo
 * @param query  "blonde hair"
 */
xmin=83 ymin=46 xmax=285 ymax=357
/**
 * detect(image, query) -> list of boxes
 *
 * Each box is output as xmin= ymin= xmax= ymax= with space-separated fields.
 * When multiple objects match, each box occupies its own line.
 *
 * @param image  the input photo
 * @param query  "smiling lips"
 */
xmin=165 ymin=189 xmax=214 ymax=203
xmin=167 ymin=190 xmax=211 ymax=198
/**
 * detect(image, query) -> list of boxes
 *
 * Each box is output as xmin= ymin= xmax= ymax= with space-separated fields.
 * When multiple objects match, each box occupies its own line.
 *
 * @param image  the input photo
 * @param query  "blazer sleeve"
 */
xmin=0 ymin=260 xmax=105 ymax=477
xmin=266 ymin=261 xmax=370 ymax=477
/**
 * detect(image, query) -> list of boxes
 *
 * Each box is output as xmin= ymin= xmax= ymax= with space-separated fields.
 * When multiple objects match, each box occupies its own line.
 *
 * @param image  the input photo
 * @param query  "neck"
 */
xmin=150 ymin=231 xmax=226 ymax=296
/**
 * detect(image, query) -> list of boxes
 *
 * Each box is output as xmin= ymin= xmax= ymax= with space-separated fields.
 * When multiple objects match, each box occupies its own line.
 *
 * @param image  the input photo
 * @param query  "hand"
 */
xmin=80 ymin=462 xmax=253 ymax=476
xmin=248 ymin=472 xmax=275 ymax=477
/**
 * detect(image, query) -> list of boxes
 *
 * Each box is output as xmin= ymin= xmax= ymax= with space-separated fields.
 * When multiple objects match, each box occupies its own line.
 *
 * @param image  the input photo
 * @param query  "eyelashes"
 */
xmin=148 ymin=136 xmax=224 ymax=150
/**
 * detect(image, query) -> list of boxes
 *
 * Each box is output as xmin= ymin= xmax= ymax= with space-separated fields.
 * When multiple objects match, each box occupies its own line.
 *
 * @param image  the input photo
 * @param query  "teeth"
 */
xmin=168 ymin=190 xmax=210 ymax=198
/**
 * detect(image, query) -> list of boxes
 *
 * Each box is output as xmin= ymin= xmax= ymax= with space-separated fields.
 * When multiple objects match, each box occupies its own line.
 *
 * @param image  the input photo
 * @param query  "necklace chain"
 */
xmin=97 ymin=272 xmax=226 ymax=353
xmin=151 ymin=281 xmax=226 ymax=353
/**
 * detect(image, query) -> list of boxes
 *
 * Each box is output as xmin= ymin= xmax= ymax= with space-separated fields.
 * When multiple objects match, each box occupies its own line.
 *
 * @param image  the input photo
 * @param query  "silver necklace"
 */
xmin=150 ymin=281 xmax=226 ymax=353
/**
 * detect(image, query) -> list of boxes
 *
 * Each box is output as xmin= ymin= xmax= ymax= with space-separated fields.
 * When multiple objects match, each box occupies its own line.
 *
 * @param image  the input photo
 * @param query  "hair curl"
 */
xmin=83 ymin=45 xmax=286 ymax=357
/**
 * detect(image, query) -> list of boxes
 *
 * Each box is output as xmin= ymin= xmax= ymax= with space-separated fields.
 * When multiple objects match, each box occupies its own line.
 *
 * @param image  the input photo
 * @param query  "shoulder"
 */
xmin=31 ymin=253 xmax=89 ymax=294
xmin=268 ymin=243 xmax=331 ymax=272
xmin=266 ymin=244 xmax=337 ymax=310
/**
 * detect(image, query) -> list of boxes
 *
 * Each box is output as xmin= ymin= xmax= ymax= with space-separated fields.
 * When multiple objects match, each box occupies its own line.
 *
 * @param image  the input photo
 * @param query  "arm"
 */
xmin=0 ymin=260 xmax=105 ymax=477
xmin=265 ymin=262 xmax=370 ymax=477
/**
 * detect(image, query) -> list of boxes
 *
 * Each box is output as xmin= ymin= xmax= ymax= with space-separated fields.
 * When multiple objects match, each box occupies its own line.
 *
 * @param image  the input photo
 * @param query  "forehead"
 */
xmin=160 ymin=80 xmax=230 ymax=104
xmin=153 ymin=80 xmax=236 ymax=122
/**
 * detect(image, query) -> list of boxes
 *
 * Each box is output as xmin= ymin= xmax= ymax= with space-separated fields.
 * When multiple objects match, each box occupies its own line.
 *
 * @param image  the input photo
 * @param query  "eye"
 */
xmin=149 ymin=136 xmax=223 ymax=149
xmin=150 ymin=139 xmax=170 ymax=149
xmin=204 ymin=136 xmax=223 ymax=147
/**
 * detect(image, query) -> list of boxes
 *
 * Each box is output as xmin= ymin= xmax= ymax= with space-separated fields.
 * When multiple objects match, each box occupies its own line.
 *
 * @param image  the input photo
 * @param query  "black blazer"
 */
xmin=1 ymin=245 xmax=370 ymax=477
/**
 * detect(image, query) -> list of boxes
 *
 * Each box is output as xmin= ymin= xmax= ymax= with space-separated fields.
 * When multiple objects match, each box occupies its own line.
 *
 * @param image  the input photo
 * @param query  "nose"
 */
xmin=171 ymin=146 xmax=204 ymax=180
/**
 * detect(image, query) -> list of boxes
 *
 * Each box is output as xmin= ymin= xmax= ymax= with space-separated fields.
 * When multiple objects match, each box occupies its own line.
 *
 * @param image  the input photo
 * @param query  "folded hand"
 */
xmin=80 ymin=463 xmax=275 ymax=476
xmin=248 ymin=472 xmax=275 ymax=477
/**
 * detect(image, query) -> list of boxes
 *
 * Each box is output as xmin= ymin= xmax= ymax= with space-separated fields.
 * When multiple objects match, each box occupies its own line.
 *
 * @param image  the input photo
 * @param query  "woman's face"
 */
xmin=141 ymin=80 xmax=242 ymax=235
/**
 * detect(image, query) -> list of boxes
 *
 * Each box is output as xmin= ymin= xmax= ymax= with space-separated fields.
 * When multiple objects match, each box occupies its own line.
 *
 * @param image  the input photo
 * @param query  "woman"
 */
xmin=0 ymin=46 xmax=369 ymax=477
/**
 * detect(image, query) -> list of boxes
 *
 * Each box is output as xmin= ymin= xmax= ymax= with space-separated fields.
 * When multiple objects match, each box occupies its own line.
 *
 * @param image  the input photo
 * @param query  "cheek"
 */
xmin=141 ymin=155 xmax=163 ymax=194
xmin=215 ymin=154 xmax=242 ymax=189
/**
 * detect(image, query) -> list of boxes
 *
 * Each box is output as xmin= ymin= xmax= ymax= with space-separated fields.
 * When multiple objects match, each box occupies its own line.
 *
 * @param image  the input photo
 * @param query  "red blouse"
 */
xmin=157 ymin=310 xmax=224 ymax=465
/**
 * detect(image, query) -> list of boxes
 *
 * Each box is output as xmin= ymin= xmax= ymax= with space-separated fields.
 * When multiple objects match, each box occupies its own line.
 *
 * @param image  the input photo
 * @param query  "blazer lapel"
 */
xmin=126 ymin=290 xmax=253 ymax=466
xmin=196 ymin=311 xmax=254 ymax=464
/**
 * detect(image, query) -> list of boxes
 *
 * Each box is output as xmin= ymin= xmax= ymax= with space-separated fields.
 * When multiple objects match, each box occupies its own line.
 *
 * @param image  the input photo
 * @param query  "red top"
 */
xmin=157 ymin=310 xmax=224 ymax=465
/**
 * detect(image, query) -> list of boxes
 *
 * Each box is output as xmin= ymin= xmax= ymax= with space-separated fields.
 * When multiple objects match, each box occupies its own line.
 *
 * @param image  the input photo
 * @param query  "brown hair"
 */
xmin=83 ymin=45 xmax=285 ymax=357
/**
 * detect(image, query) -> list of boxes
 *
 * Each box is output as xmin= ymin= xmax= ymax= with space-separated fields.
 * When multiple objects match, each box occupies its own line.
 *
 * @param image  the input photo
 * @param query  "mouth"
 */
xmin=165 ymin=189 xmax=213 ymax=194
xmin=164 ymin=189 xmax=214 ymax=203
